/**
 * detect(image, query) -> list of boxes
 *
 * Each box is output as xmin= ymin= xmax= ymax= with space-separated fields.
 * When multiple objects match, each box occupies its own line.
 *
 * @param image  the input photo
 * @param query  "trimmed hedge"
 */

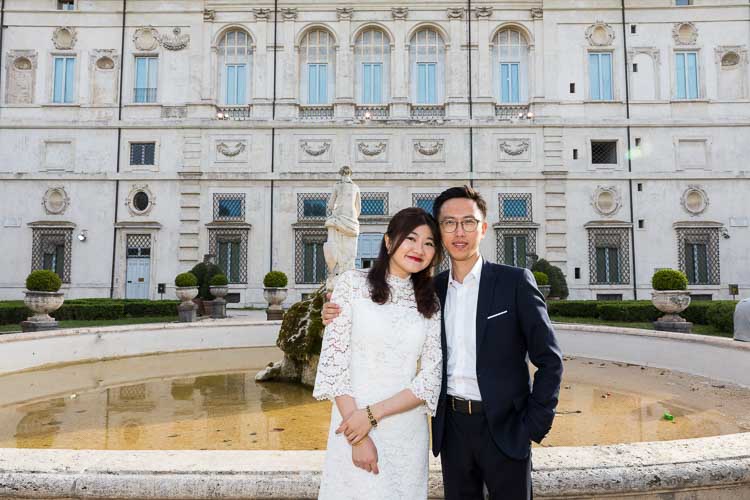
xmin=548 ymin=299 xmax=737 ymax=332
xmin=0 ymin=298 xmax=180 ymax=325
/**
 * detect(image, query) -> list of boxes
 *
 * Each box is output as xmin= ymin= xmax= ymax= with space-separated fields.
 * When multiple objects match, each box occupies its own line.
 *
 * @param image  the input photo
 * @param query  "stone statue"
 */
xmin=323 ymin=166 xmax=361 ymax=290
xmin=734 ymin=298 xmax=750 ymax=342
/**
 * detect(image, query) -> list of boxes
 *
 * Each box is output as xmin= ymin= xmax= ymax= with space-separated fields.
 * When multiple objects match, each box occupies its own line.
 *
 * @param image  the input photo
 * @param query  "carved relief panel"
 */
xmin=90 ymin=49 xmax=120 ymax=105
xmin=298 ymin=138 xmax=334 ymax=163
xmin=5 ymin=50 xmax=37 ymax=104
xmin=354 ymin=138 xmax=389 ymax=163
xmin=497 ymin=137 xmax=532 ymax=162
xmin=412 ymin=139 xmax=446 ymax=163
xmin=214 ymin=138 xmax=250 ymax=164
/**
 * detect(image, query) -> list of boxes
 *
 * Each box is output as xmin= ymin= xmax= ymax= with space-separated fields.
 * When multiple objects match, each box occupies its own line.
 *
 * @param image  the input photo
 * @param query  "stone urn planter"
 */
xmin=264 ymin=288 xmax=288 ymax=321
xmin=21 ymin=291 xmax=65 ymax=332
xmin=176 ymin=286 xmax=199 ymax=322
xmin=651 ymin=269 xmax=692 ymax=333
xmin=209 ymin=285 xmax=229 ymax=319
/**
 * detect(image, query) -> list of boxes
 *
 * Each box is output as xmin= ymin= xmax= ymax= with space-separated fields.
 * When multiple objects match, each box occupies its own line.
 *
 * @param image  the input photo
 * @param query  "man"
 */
xmin=323 ymin=186 xmax=563 ymax=499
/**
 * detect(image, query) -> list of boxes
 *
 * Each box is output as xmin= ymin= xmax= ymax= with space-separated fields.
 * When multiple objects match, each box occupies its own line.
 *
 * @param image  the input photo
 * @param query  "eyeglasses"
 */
xmin=440 ymin=218 xmax=480 ymax=233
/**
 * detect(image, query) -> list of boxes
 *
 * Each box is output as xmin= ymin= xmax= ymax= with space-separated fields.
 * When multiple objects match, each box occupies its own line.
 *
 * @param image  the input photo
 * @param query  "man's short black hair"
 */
xmin=433 ymin=185 xmax=488 ymax=220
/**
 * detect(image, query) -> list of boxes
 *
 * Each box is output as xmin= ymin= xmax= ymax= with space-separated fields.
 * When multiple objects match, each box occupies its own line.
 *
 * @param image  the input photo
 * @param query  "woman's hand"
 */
xmin=351 ymin=436 xmax=379 ymax=474
xmin=336 ymin=408 xmax=372 ymax=444
xmin=322 ymin=294 xmax=341 ymax=326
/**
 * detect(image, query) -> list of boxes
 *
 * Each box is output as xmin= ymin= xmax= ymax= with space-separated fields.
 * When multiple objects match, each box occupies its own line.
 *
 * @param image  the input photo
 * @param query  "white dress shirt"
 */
xmin=445 ymin=255 xmax=483 ymax=401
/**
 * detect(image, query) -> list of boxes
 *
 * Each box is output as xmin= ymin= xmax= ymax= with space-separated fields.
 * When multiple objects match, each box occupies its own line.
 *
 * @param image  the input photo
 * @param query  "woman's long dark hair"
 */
xmin=367 ymin=207 xmax=442 ymax=319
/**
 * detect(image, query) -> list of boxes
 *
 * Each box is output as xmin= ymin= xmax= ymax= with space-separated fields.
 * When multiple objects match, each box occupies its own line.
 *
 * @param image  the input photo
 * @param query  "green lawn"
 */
xmin=0 ymin=316 xmax=178 ymax=334
xmin=551 ymin=315 xmax=732 ymax=338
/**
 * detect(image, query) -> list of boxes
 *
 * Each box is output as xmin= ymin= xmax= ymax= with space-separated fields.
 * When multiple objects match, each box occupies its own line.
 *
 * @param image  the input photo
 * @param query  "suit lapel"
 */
xmin=435 ymin=271 xmax=449 ymax=398
xmin=475 ymin=261 xmax=496 ymax=351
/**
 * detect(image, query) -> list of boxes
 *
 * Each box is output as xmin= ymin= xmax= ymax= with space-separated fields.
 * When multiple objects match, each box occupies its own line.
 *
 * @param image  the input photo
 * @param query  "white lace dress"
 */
xmin=313 ymin=269 xmax=442 ymax=500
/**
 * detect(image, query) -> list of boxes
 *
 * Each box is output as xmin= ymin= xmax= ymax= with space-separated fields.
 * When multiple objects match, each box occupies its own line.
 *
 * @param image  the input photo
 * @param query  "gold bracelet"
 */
xmin=365 ymin=405 xmax=378 ymax=428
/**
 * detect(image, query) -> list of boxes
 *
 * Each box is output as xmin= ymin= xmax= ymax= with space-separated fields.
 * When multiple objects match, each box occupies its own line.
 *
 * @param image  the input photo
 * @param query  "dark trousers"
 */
xmin=440 ymin=408 xmax=532 ymax=500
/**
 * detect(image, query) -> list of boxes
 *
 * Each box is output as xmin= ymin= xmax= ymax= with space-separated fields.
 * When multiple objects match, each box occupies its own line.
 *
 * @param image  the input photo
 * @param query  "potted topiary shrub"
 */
xmin=175 ymin=272 xmax=199 ymax=322
xmin=533 ymin=271 xmax=551 ymax=299
xmin=208 ymin=274 xmax=229 ymax=319
xmin=190 ymin=260 xmax=225 ymax=316
xmin=263 ymin=270 xmax=288 ymax=320
xmin=21 ymin=270 xmax=65 ymax=332
xmin=531 ymin=258 xmax=569 ymax=300
xmin=651 ymin=269 xmax=692 ymax=332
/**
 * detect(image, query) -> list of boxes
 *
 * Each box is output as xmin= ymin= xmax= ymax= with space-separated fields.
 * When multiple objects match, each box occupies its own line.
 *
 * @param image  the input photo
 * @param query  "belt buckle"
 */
xmin=468 ymin=400 xmax=472 ymax=415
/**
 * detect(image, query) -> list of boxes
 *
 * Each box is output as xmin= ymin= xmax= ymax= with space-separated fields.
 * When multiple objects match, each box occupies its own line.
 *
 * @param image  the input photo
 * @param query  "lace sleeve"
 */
xmin=408 ymin=311 xmax=443 ymax=416
xmin=312 ymin=270 xmax=356 ymax=401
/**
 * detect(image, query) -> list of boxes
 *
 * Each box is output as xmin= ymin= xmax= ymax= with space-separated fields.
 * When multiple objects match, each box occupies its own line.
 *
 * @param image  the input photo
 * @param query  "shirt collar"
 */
xmin=448 ymin=255 xmax=483 ymax=287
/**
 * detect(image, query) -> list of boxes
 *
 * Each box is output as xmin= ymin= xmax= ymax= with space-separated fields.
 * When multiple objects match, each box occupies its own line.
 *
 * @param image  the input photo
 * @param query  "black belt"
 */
xmin=449 ymin=396 xmax=483 ymax=415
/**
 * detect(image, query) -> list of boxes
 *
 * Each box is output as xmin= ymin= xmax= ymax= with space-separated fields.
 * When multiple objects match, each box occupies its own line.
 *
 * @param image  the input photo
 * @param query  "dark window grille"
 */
xmin=591 ymin=141 xmax=618 ymax=165
xmin=361 ymin=192 xmax=388 ymax=216
xmin=130 ymin=143 xmax=155 ymax=165
xmin=126 ymin=234 xmax=151 ymax=259
xmin=297 ymin=193 xmax=330 ymax=220
xmin=213 ymin=193 xmax=245 ymax=222
xmin=58 ymin=0 xmax=75 ymax=10
xmin=498 ymin=193 xmax=533 ymax=222
xmin=495 ymin=228 xmax=537 ymax=268
xmin=294 ymin=229 xmax=328 ymax=284
xmin=676 ymin=227 xmax=720 ymax=285
xmin=208 ymin=228 xmax=248 ymax=283
xmin=32 ymin=228 xmax=72 ymax=282
xmin=587 ymin=227 xmax=631 ymax=284
xmin=412 ymin=193 xmax=439 ymax=218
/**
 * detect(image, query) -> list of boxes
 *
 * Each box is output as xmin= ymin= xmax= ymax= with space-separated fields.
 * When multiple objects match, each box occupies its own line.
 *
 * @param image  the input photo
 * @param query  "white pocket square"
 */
xmin=487 ymin=310 xmax=508 ymax=320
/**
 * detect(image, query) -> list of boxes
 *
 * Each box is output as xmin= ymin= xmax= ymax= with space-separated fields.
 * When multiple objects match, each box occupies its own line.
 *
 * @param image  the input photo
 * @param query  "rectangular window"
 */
xmin=225 ymin=64 xmax=247 ymax=105
xmin=42 ymin=243 xmax=65 ymax=277
xmin=217 ymin=239 xmax=241 ymax=283
xmin=591 ymin=140 xmax=618 ymax=165
xmin=675 ymin=52 xmax=699 ymax=99
xmin=416 ymin=62 xmax=437 ymax=104
xmin=307 ymin=63 xmax=328 ymax=104
xmin=213 ymin=193 xmax=245 ymax=221
xmin=684 ymin=242 xmax=709 ymax=284
xmin=53 ymin=56 xmax=76 ymax=103
xmin=503 ymin=235 xmax=527 ymax=268
xmin=595 ymin=246 xmax=621 ymax=284
xmin=134 ymin=56 xmax=158 ymax=103
xmin=58 ymin=0 xmax=75 ymax=10
xmin=303 ymin=241 xmax=327 ymax=284
xmin=32 ymin=228 xmax=72 ymax=283
xmin=502 ymin=199 xmax=528 ymax=219
xmin=303 ymin=198 xmax=327 ymax=218
xmin=360 ymin=193 xmax=388 ymax=216
xmin=412 ymin=194 xmax=437 ymax=216
xmin=362 ymin=63 xmax=383 ymax=104
xmin=676 ymin=0 xmax=692 ymax=5
xmin=589 ymin=52 xmax=613 ymax=101
xmin=129 ymin=143 xmax=155 ymax=165
xmin=499 ymin=63 xmax=520 ymax=103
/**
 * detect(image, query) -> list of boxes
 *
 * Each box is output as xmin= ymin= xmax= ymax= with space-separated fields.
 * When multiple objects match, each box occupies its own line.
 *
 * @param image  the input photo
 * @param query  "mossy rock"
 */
xmin=276 ymin=286 xmax=326 ymax=361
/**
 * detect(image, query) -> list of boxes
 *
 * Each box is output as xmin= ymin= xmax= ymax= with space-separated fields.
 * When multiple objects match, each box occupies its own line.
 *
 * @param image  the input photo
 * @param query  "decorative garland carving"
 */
xmin=499 ymin=140 xmax=530 ymax=156
xmin=281 ymin=8 xmax=298 ymax=21
xmin=253 ymin=8 xmax=271 ymax=21
xmin=133 ymin=26 xmax=160 ymax=51
xmin=217 ymin=142 xmax=246 ymax=157
xmin=52 ymin=27 xmax=78 ymax=50
xmin=475 ymin=7 xmax=493 ymax=18
xmin=673 ymin=22 xmax=698 ymax=45
xmin=531 ymin=8 xmax=543 ymax=20
xmin=358 ymin=141 xmax=387 ymax=157
xmin=300 ymin=141 xmax=330 ymax=157
xmin=391 ymin=7 xmax=409 ymax=20
xmin=585 ymin=21 xmax=615 ymax=47
xmin=446 ymin=8 xmax=465 ymax=20
xmin=414 ymin=141 xmax=443 ymax=156
xmin=203 ymin=10 xmax=216 ymax=21
xmin=337 ymin=8 xmax=353 ymax=20
xmin=160 ymin=27 xmax=190 ymax=51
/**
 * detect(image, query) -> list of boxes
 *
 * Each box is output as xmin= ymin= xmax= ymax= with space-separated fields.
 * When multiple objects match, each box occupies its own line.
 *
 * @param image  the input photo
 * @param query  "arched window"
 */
xmin=355 ymin=29 xmax=390 ymax=104
xmin=493 ymin=28 xmax=529 ymax=103
xmin=218 ymin=30 xmax=252 ymax=105
xmin=409 ymin=28 xmax=445 ymax=104
xmin=300 ymin=30 xmax=335 ymax=105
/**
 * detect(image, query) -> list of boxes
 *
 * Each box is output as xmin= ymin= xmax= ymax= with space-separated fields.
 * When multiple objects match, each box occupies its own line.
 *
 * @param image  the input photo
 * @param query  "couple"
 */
xmin=312 ymin=186 xmax=563 ymax=500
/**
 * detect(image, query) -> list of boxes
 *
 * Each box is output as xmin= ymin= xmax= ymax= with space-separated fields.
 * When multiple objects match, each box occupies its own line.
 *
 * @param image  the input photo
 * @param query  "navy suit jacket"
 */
xmin=431 ymin=260 xmax=563 ymax=461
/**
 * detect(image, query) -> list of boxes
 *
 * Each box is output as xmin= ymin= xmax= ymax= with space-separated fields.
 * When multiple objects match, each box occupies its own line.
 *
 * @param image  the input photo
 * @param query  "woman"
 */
xmin=313 ymin=207 xmax=443 ymax=500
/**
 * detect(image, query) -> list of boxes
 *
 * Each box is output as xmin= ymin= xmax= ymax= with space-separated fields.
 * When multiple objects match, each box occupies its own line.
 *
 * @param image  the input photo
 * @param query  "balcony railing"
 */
xmin=495 ymin=103 xmax=532 ymax=121
xmin=355 ymin=105 xmax=389 ymax=121
xmin=216 ymin=105 xmax=253 ymax=121
xmin=410 ymin=104 xmax=445 ymax=120
xmin=133 ymin=88 xmax=157 ymax=103
xmin=299 ymin=105 xmax=334 ymax=121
